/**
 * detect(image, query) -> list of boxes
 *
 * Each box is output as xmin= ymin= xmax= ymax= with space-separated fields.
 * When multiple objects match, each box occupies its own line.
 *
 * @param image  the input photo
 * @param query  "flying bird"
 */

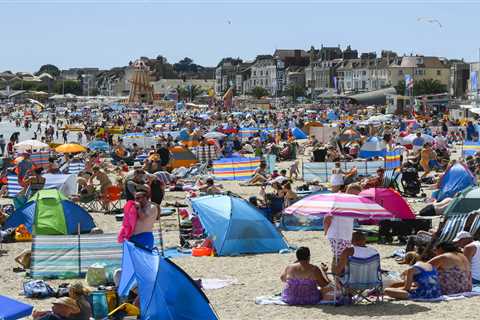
xmin=417 ymin=17 xmax=443 ymax=28
xmin=227 ymin=20 xmax=232 ymax=25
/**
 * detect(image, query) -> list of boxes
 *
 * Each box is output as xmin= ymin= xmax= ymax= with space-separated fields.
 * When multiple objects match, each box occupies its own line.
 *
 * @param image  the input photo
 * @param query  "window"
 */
xmin=398 ymin=70 xmax=403 ymax=76
xmin=266 ymin=71 xmax=269 ymax=76
xmin=437 ymin=70 xmax=441 ymax=76
xmin=260 ymin=71 xmax=263 ymax=76
xmin=253 ymin=71 xmax=256 ymax=76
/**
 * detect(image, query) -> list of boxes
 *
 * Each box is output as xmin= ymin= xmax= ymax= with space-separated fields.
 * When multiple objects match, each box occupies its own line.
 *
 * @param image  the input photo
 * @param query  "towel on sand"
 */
xmin=412 ymin=290 xmax=480 ymax=302
xmin=201 ymin=278 xmax=238 ymax=290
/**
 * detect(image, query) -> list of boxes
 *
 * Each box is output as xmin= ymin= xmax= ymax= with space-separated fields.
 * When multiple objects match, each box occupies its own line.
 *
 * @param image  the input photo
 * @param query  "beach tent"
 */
xmin=118 ymin=241 xmax=218 ymax=320
xmin=168 ymin=146 xmax=198 ymax=169
xmin=359 ymin=188 xmax=415 ymax=220
xmin=358 ymin=137 xmax=386 ymax=158
xmin=3 ymin=189 xmax=95 ymax=235
xmin=0 ymin=295 xmax=33 ymax=320
xmin=434 ymin=162 xmax=476 ymax=202
xmin=190 ymin=195 xmax=289 ymax=256
xmin=443 ymin=186 xmax=480 ymax=217
xmin=292 ymin=127 xmax=307 ymax=140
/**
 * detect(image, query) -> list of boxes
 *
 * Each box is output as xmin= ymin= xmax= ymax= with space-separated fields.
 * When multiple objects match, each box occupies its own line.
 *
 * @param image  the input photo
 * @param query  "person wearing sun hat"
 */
xmin=454 ymin=230 xmax=480 ymax=284
xmin=32 ymin=297 xmax=80 ymax=319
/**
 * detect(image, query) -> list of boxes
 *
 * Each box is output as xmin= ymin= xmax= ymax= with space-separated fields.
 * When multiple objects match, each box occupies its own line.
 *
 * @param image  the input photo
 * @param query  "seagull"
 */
xmin=227 ymin=20 xmax=232 ymax=25
xmin=417 ymin=17 xmax=443 ymax=28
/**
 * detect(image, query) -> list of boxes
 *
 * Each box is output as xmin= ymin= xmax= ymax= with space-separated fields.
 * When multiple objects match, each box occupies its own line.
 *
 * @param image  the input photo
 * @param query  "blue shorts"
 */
xmin=129 ymin=232 xmax=154 ymax=250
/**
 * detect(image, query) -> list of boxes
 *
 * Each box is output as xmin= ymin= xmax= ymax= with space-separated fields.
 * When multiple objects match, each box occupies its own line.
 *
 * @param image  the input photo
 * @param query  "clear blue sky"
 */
xmin=0 ymin=0 xmax=478 ymax=72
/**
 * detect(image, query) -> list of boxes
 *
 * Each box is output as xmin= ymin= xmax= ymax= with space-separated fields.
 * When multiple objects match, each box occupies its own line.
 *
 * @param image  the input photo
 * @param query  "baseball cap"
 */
xmin=453 ymin=231 xmax=472 ymax=242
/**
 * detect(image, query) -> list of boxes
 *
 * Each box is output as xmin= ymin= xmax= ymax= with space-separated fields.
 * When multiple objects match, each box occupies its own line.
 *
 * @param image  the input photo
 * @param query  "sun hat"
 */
xmin=453 ymin=231 xmax=472 ymax=242
xmin=52 ymin=297 xmax=80 ymax=313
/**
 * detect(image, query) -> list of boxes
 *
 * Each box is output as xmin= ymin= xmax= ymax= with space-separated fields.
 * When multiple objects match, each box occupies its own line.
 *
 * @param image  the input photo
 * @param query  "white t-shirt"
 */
xmin=326 ymin=216 xmax=354 ymax=241
xmin=330 ymin=168 xmax=344 ymax=186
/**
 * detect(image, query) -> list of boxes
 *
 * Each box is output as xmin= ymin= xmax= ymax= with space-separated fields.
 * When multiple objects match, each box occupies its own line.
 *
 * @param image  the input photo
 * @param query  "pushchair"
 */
xmin=400 ymin=164 xmax=422 ymax=197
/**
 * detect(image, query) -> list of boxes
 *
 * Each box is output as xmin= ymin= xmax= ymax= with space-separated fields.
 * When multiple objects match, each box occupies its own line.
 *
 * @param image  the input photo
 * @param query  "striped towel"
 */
xmin=68 ymin=161 xmax=85 ymax=174
xmin=30 ymin=152 xmax=50 ymax=168
xmin=31 ymin=233 xmax=163 ymax=279
xmin=7 ymin=175 xmax=22 ymax=197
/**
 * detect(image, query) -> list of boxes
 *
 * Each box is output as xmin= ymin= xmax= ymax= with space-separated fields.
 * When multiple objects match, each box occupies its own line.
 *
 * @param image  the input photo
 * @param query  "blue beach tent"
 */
xmin=118 ymin=241 xmax=218 ymax=320
xmin=359 ymin=136 xmax=386 ymax=158
xmin=0 ymin=295 xmax=33 ymax=320
xmin=190 ymin=195 xmax=289 ymax=256
xmin=292 ymin=127 xmax=308 ymax=140
xmin=435 ymin=162 xmax=477 ymax=201
xmin=3 ymin=189 xmax=95 ymax=235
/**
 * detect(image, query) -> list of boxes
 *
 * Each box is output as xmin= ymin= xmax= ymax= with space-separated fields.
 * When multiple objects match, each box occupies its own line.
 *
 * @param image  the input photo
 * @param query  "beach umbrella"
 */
xmin=400 ymin=133 xmax=434 ymax=145
xmin=283 ymin=193 xmax=394 ymax=220
xmin=14 ymin=139 xmax=49 ymax=151
xmin=359 ymin=188 xmax=415 ymax=220
xmin=338 ymin=128 xmax=361 ymax=142
xmin=204 ymin=132 xmax=226 ymax=139
xmin=87 ymin=140 xmax=110 ymax=151
xmin=55 ymin=143 xmax=87 ymax=154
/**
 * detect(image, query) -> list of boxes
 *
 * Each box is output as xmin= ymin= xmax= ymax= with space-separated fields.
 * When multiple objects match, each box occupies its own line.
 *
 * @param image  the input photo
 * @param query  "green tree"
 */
xmin=283 ymin=84 xmax=306 ymax=100
xmin=36 ymin=64 xmax=60 ymax=78
xmin=53 ymin=80 xmax=82 ymax=95
xmin=249 ymin=86 xmax=270 ymax=99
xmin=395 ymin=79 xmax=447 ymax=96
xmin=176 ymin=84 xmax=204 ymax=101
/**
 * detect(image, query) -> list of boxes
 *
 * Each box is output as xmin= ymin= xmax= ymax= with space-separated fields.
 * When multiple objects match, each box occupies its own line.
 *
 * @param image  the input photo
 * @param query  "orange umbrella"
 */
xmin=55 ymin=143 xmax=87 ymax=153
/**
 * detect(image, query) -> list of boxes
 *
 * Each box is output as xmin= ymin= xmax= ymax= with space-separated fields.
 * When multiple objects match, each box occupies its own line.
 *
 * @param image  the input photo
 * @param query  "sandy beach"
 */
xmin=1 ymin=167 xmax=478 ymax=320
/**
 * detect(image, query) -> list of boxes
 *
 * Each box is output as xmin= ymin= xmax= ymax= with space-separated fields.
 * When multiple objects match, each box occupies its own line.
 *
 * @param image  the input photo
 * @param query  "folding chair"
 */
xmin=341 ymin=254 xmax=383 ymax=304
xmin=78 ymin=192 xmax=101 ymax=212
xmin=383 ymin=169 xmax=401 ymax=191
xmin=102 ymin=186 xmax=123 ymax=214
xmin=467 ymin=213 xmax=480 ymax=239
xmin=436 ymin=214 xmax=470 ymax=243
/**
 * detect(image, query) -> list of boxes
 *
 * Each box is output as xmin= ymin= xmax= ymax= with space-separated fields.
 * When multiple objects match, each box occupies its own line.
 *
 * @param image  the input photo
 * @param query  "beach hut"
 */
xmin=190 ymin=195 xmax=289 ymax=256
xmin=434 ymin=162 xmax=476 ymax=201
xmin=118 ymin=241 xmax=218 ymax=320
xmin=4 ymin=189 xmax=95 ymax=235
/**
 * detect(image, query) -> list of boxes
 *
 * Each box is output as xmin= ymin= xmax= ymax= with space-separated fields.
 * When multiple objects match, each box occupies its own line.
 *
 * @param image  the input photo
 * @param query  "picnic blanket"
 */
xmin=412 ymin=290 xmax=480 ymax=302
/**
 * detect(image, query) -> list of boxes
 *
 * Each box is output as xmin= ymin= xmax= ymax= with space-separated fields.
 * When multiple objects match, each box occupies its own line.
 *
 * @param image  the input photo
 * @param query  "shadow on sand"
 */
xmin=302 ymin=301 xmax=430 ymax=317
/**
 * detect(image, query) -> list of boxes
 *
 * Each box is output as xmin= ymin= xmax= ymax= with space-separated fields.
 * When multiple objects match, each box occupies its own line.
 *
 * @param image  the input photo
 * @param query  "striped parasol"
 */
xmin=283 ymin=193 xmax=394 ymax=220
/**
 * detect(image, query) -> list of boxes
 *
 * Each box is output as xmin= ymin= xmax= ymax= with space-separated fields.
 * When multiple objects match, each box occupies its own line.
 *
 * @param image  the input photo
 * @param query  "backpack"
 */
xmin=23 ymin=280 xmax=55 ymax=298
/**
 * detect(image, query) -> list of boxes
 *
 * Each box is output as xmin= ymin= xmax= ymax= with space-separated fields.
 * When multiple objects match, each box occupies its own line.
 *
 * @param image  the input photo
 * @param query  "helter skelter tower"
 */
xmin=127 ymin=59 xmax=154 ymax=104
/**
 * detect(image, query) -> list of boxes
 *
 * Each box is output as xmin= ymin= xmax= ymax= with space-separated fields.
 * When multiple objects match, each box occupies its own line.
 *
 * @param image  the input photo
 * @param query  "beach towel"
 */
xmin=201 ymin=278 xmax=238 ymax=290
xmin=255 ymin=295 xmax=334 ymax=306
xmin=411 ymin=290 xmax=480 ymax=302
xmin=117 ymin=200 xmax=138 ymax=243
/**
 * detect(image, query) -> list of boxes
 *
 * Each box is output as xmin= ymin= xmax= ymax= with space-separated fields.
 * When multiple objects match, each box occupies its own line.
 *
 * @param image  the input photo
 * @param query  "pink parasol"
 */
xmin=283 ymin=193 xmax=394 ymax=220
xmin=359 ymin=188 xmax=415 ymax=220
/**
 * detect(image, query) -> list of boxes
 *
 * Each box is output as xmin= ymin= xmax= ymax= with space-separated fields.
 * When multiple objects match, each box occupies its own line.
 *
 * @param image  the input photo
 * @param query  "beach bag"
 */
xmin=89 ymin=291 xmax=109 ymax=319
xmin=23 ymin=280 xmax=55 ymax=298
xmin=86 ymin=264 xmax=108 ymax=286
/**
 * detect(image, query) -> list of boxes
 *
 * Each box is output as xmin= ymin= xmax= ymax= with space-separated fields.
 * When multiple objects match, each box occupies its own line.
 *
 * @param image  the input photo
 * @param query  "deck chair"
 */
xmin=101 ymin=186 xmax=123 ymax=214
xmin=341 ymin=254 xmax=383 ymax=304
xmin=436 ymin=214 xmax=470 ymax=243
xmin=467 ymin=213 xmax=480 ymax=239
xmin=78 ymin=191 xmax=101 ymax=212
xmin=383 ymin=169 xmax=401 ymax=191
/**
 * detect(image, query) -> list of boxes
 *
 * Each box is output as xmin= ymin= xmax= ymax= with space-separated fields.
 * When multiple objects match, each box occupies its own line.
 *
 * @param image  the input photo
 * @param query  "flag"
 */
xmin=404 ymin=74 xmax=414 ymax=89
xmin=471 ymin=71 xmax=478 ymax=93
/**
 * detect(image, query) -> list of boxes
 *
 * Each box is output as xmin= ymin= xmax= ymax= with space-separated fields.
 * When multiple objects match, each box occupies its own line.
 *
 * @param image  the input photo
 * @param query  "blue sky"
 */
xmin=0 ymin=0 xmax=477 ymax=72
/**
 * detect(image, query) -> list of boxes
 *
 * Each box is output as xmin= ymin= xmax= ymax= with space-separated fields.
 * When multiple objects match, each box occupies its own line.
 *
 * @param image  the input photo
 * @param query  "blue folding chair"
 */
xmin=341 ymin=254 xmax=383 ymax=304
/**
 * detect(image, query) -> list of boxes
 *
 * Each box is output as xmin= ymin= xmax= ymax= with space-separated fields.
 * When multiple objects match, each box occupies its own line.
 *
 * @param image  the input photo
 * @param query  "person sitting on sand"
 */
xmin=68 ymin=282 xmax=92 ymax=320
xmin=245 ymin=162 xmax=268 ymax=185
xmin=429 ymin=241 xmax=472 ymax=295
xmin=454 ymin=231 xmax=480 ymax=284
xmin=32 ymin=297 xmax=80 ymax=320
xmin=384 ymin=251 xmax=442 ymax=300
xmin=280 ymin=247 xmax=334 ymax=305
xmin=334 ymin=231 xmax=379 ymax=276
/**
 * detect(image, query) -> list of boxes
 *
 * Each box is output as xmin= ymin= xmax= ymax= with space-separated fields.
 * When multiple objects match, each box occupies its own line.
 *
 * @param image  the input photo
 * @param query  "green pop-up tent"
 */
xmin=4 ymin=189 xmax=96 ymax=235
